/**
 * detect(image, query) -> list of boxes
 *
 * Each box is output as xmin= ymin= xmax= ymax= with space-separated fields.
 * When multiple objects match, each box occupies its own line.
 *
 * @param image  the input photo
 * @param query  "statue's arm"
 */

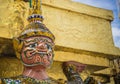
xmin=62 ymin=62 xmax=86 ymax=84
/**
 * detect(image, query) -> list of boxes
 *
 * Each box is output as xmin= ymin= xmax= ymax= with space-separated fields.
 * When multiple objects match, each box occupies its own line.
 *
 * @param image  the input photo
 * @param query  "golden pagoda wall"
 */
xmin=0 ymin=0 xmax=120 ymax=83
xmin=0 ymin=0 xmax=119 ymax=56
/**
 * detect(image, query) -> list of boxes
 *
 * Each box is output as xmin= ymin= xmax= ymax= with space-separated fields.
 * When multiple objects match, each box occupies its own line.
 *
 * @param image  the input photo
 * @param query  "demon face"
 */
xmin=21 ymin=36 xmax=54 ymax=68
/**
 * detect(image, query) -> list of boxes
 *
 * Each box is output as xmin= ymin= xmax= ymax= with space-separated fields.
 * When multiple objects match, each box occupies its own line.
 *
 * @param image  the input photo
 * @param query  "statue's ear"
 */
xmin=12 ymin=38 xmax=23 ymax=59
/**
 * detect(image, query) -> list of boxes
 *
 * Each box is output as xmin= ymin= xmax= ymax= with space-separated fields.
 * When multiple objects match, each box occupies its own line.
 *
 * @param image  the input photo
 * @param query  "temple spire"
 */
xmin=28 ymin=0 xmax=43 ymax=23
xmin=29 ymin=0 xmax=42 ymax=15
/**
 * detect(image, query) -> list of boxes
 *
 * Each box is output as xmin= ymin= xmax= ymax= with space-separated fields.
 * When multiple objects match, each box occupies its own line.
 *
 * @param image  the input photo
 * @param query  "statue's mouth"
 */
xmin=22 ymin=50 xmax=53 ymax=67
xmin=33 ymin=50 xmax=51 ymax=57
xmin=24 ymin=47 xmax=52 ymax=59
xmin=22 ymin=45 xmax=53 ymax=67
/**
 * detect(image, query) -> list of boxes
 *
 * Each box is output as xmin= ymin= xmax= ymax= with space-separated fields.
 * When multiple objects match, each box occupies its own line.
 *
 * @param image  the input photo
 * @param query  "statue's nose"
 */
xmin=37 ymin=43 xmax=46 ymax=50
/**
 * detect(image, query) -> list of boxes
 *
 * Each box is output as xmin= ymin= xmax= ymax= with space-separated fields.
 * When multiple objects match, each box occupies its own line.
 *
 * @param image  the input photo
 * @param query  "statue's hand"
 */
xmin=63 ymin=61 xmax=86 ymax=73
xmin=62 ymin=61 xmax=86 ymax=84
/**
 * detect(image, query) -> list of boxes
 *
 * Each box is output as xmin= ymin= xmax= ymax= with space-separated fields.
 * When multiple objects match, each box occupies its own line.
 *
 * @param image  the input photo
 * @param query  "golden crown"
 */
xmin=18 ymin=0 xmax=55 ymax=41
xmin=13 ymin=0 xmax=55 ymax=59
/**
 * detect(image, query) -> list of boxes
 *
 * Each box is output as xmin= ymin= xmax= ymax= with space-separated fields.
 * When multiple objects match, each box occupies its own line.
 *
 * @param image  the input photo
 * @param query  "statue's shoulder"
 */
xmin=0 ymin=76 xmax=22 ymax=84
xmin=0 ymin=76 xmax=67 ymax=84
xmin=0 ymin=78 xmax=21 ymax=84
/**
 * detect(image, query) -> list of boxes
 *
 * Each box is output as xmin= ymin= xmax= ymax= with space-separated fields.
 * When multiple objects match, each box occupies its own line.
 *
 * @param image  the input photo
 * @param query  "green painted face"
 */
xmin=21 ymin=36 xmax=54 ymax=68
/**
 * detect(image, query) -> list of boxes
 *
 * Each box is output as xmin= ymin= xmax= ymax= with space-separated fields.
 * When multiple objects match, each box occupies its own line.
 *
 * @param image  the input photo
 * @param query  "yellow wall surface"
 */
xmin=0 ymin=0 xmax=120 ymax=83
xmin=0 ymin=0 xmax=120 ymax=56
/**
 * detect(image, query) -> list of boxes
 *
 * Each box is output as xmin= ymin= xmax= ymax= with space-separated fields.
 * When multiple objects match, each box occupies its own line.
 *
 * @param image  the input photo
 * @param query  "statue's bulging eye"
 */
xmin=45 ymin=43 xmax=52 ymax=50
xmin=29 ymin=43 xmax=38 ymax=48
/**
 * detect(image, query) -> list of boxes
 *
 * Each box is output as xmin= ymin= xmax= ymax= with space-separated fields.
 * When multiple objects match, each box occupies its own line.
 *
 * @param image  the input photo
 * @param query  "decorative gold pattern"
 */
xmin=13 ymin=0 xmax=55 ymax=59
xmin=28 ymin=0 xmax=43 ymax=22
xmin=0 ymin=75 xmax=60 ymax=84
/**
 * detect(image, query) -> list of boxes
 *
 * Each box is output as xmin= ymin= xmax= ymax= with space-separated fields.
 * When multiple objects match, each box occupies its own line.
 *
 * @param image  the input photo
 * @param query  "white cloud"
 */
xmin=112 ymin=27 xmax=120 ymax=37
xmin=112 ymin=27 xmax=120 ymax=48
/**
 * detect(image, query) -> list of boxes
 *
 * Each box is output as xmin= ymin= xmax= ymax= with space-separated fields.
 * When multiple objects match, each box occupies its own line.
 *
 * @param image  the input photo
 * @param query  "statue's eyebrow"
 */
xmin=25 ymin=38 xmax=38 ymax=43
xmin=24 ymin=38 xmax=38 ymax=46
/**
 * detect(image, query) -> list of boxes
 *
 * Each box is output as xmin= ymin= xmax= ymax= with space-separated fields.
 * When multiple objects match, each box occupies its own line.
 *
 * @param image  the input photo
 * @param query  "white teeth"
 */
xmin=47 ymin=48 xmax=52 ymax=54
xmin=38 ymin=52 xmax=47 ymax=55
xmin=29 ymin=51 xmax=52 ymax=58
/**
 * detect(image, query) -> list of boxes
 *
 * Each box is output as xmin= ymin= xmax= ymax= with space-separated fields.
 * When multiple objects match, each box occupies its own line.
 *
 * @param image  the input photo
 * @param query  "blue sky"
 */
xmin=72 ymin=0 xmax=120 ymax=48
